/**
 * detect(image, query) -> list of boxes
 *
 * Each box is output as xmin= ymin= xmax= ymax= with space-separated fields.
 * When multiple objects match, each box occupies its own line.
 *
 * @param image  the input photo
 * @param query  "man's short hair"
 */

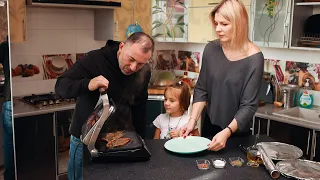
xmin=125 ymin=32 xmax=155 ymax=54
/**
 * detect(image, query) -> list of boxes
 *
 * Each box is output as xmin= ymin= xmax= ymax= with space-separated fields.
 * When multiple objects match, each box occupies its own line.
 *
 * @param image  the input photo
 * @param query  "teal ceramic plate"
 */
xmin=164 ymin=136 xmax=211 ymax=154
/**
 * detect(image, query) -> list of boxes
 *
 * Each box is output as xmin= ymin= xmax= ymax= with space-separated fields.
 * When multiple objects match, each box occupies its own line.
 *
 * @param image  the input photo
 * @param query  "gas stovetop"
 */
xmin=20 ymin=92 xmax=76 ymax=109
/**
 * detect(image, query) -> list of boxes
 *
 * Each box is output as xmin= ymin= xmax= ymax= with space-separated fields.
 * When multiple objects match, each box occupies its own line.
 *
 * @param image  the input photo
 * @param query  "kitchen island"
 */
xmin=83 ymin=135 xmax=288 ymax=180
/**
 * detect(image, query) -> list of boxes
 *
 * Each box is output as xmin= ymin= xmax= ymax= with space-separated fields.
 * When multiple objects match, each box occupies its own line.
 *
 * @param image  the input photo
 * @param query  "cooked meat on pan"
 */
xmin=106 ymin=137 xmax=131 ymax=149
xmin=101 ymin=131 xmax=124 ymax=142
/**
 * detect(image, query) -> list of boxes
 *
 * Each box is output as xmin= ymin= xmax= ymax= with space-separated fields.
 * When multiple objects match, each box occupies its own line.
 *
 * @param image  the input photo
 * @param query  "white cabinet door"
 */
xmin=250 ymin=0 xmax=291 ymax=48
xmin=188 ymin=6 xmax=217 ymax=43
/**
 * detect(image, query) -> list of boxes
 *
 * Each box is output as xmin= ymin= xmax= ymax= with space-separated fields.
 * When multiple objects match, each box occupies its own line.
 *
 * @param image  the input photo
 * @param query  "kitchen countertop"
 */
xmin=255 ymin=104 xmax=320 ymax=131
xmin=83 ymin=135 xmax=287 ymax=180
xmin=148 ymin=87 xmax=194 ymax=95
xmin=13 ymin=98 xmax=76 ymax=118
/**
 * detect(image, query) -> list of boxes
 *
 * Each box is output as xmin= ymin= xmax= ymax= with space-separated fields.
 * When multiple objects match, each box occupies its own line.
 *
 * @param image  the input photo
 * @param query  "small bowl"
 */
xmin=212 ymin=158 xmax=226 ymax=169
xmin=229 ymin=157 xmax=244 ymax=167
xmin=196 ymin=159 xmax=210 ymax=170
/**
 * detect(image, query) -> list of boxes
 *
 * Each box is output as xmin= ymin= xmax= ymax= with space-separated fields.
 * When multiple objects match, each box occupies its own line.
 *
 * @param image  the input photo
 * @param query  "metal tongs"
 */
xmin=81 ymin=89 xmax=116 ymax=157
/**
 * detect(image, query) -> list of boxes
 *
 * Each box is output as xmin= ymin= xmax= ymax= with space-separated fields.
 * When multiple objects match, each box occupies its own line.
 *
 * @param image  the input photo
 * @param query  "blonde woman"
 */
xmin=180 ymin=0 xmax=264 ymax=151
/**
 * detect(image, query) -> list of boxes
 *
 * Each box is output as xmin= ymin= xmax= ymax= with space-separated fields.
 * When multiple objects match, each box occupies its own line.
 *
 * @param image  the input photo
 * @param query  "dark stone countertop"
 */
xmin=83 ymin=135 xmax=288 ymax=180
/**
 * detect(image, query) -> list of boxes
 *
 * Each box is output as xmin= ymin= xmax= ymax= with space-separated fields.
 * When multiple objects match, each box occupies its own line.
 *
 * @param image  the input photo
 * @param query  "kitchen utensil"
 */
xmin=153 ymin=70 xmax=176 ymax=87
xmin=81 ymin=89 xmax=116 ymax=157
xmin=276 ymin=159 xmax=320 ymax=180
xmin=257 ymin=145 xmax=281 ymax=179
xmin=256 ymin=142 xmax=303 ymax=160
xmin=81 ymin=89 xmax=151 ymax=162
xmin=272 ymin=60 xmax=284 ymax=84
xmin=279 ymin=84 xmax=299 ymax=109
xmin=164 ymin=136 xmax=211 ymax=154
xmin=212 ymin=158 xmax=226 ymax=169
xmin=196 ymin=159 xmax=210 ymax=170
xmin=246 ymin=145 xmax=263 ymax=167
xmin=229 ymin=157 xmax=244 ymax=167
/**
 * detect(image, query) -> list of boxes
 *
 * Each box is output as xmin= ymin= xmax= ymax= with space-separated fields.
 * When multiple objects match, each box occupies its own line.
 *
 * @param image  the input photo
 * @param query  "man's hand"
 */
xmin=207 ymin=128 xmax=231 ymax=151
xmin=179 ymin=119 xmax=197 ymax=138
xmin=169 ymin=130 xmax=180 ymax=138
xmin=88 ymin=75 xmax=109 ymax=91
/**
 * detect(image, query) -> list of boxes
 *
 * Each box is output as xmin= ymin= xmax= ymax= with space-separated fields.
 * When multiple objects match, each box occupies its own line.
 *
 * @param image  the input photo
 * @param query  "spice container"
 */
xmin=196 ymin=159 xmax=210 ymax=170
xmin=229 ymin=157 xmax=244 ymax=167
xmin=211 ymin=158 xmax=226 ymax=169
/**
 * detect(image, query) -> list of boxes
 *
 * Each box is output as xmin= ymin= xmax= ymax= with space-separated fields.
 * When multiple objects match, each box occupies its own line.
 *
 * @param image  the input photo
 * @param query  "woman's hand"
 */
xmin=169 ymin=130 xmax=180 ymax=138
xmin=207 ymin=128 xmax=231 ymax=151
xmin=179 ymin=119 xmax=197 ymax=138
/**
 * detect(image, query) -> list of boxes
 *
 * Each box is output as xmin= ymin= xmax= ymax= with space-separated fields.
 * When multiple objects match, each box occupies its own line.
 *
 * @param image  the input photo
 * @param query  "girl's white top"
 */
xmin=153 ymin=112 xmax=190 ymax=139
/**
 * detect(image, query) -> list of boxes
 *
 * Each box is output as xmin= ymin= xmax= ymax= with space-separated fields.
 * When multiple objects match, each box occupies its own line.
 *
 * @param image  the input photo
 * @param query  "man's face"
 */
xmin=118 ymin=42 xmax=152 ymax=75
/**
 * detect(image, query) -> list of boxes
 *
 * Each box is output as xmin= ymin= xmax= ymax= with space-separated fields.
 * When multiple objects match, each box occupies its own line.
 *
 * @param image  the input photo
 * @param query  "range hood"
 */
xmin=26 ymin=0 xmax=121 ymax=9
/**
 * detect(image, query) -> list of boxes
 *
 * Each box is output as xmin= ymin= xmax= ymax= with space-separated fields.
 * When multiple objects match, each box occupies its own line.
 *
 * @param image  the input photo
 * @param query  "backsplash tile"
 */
xmin=11 ymin=8 xmax=106 ymax=96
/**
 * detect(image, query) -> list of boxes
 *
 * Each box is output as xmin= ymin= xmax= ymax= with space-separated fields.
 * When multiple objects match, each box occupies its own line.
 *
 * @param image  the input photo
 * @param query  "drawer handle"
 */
xmin=208 ymin=2 xmax=219 ymax=5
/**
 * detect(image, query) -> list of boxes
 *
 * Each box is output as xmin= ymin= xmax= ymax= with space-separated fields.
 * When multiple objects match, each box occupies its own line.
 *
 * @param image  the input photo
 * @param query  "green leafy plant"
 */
xmin=266 ymin=0 xmax=278 ymax=18
xmin=152 ymin=0 xmax=187 ymax=41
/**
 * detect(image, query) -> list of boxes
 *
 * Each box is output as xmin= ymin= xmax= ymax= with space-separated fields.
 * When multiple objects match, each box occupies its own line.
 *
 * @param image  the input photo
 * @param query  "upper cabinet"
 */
xmin=151 ymin=0 xmax=188 ymax=42
xmin=188 ymin=0 xmax=251 ymax=43
xmin=188 ymin=3 xmax=216 ymax=43
xmin=96 ymin=0 xmax=151 ymax=41
xmin=0 ymin=1 xmax=8 ymax=41
xmin=250 ymin=0 xmax=292 ymax=48
xmin=289 ymin=0 xmax=320 ymax=51
xmin=9 ymin=0 xmax=27 ymax=43
xmin=113 ymin=0 xmax=133 ymax=41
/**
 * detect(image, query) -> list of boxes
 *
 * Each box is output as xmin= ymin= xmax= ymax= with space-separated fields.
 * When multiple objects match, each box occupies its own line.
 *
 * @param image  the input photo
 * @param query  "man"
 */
xmin=0 ymin=36 xmax=15 ymax=180
xmin=55 ymin=32 xmax=154 ymax=180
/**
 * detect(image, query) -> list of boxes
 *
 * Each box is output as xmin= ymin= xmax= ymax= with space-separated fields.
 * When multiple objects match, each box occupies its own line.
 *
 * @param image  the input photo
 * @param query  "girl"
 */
xmin=153 ymin=81 xmax=200 ymax=139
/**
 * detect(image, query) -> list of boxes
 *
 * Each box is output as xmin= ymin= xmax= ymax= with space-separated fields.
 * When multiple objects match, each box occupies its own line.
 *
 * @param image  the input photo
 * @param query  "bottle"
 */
xmin=299 ymin=78 xmax=314 ymax=109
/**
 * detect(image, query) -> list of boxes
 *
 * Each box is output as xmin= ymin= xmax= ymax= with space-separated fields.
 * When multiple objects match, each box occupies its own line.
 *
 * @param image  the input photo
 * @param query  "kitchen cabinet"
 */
xmin=289 ymin=0 xmax=320 ymax=51
xmin=95 ymin=0 xmax=151 ymax=41
xmin=250 ymin=0 xmax=291 ymax=48
xmin=188 ymin=6 xmax=216 ymax=43
xmin=152 ymin=0 xmax=189 ymax=42
xmin=14 ymin=114 xmax=56 ymax=180
xmin=190 ymin=0 xmax=251 ymax=7
xmin=188 ymin=0 xmax=251 ymax=43
xmin=144 ymin=96 xmax=165 ymax=139
xmin=0 ymin=1 xmax=8 ymax=41
xmin=9 ymin=0 xmax=27 ymax=42
xmin=314 ymin=131 xmax=319 ymax=161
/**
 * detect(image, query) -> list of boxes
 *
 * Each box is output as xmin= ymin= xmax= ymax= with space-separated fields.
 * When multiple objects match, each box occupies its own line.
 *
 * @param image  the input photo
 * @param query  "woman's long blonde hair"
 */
xmin=210 ymin=0 xmax=249 ymax=50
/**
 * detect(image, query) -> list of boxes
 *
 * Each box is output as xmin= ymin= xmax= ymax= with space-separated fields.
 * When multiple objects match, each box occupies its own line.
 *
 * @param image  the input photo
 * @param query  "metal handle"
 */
xmin=283 ymin=23 xmax=288 ymax=47
xmin=23 ymin=18 xmax=26 ymax=41
xmin=53 ymin=113 xmax=56 ymax=137
xmin=114 ymin=21 xmax=119 ymax=40
xmin=313 ymin=132 xmax=317 ymax=158
xmin=208 ymin=2 xmax=219 ymax=5
xmin=306 ymin=130 xmax=310 ymax=155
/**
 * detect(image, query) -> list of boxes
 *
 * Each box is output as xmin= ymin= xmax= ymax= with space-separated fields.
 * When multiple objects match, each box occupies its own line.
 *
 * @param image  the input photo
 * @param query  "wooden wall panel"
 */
xmin=0 ymin=2 xmax=8 ymax=42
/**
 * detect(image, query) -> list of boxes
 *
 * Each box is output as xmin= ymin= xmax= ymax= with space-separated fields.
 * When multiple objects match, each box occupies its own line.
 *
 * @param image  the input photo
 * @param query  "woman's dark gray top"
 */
xmin=193 ymin=41 xmax=264 ymax=133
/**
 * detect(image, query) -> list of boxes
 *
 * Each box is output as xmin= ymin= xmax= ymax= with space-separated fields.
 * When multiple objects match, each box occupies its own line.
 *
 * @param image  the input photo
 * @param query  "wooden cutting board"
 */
xmin=148 ymin=88 xmax=165 ymax=95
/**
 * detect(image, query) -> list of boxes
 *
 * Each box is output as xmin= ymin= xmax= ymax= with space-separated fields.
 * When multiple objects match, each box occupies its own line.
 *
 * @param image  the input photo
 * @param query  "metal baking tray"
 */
xmin=276 ymin=159 xmax=320 ymax=180
xmin=257 ymin=142 xmax=303 ymax=160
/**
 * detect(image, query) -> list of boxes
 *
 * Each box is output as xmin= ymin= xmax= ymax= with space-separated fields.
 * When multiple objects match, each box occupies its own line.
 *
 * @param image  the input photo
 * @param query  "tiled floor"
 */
xmin=58 ymin=149 xmax=69 ymax=174
xmin=0 ymin=150 xmax=69 ymax=180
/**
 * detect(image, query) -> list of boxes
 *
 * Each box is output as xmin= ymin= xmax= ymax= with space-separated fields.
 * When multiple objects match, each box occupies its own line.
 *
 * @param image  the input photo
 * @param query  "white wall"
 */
xmin=10 ymin=7 xmax=106 ymax=96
